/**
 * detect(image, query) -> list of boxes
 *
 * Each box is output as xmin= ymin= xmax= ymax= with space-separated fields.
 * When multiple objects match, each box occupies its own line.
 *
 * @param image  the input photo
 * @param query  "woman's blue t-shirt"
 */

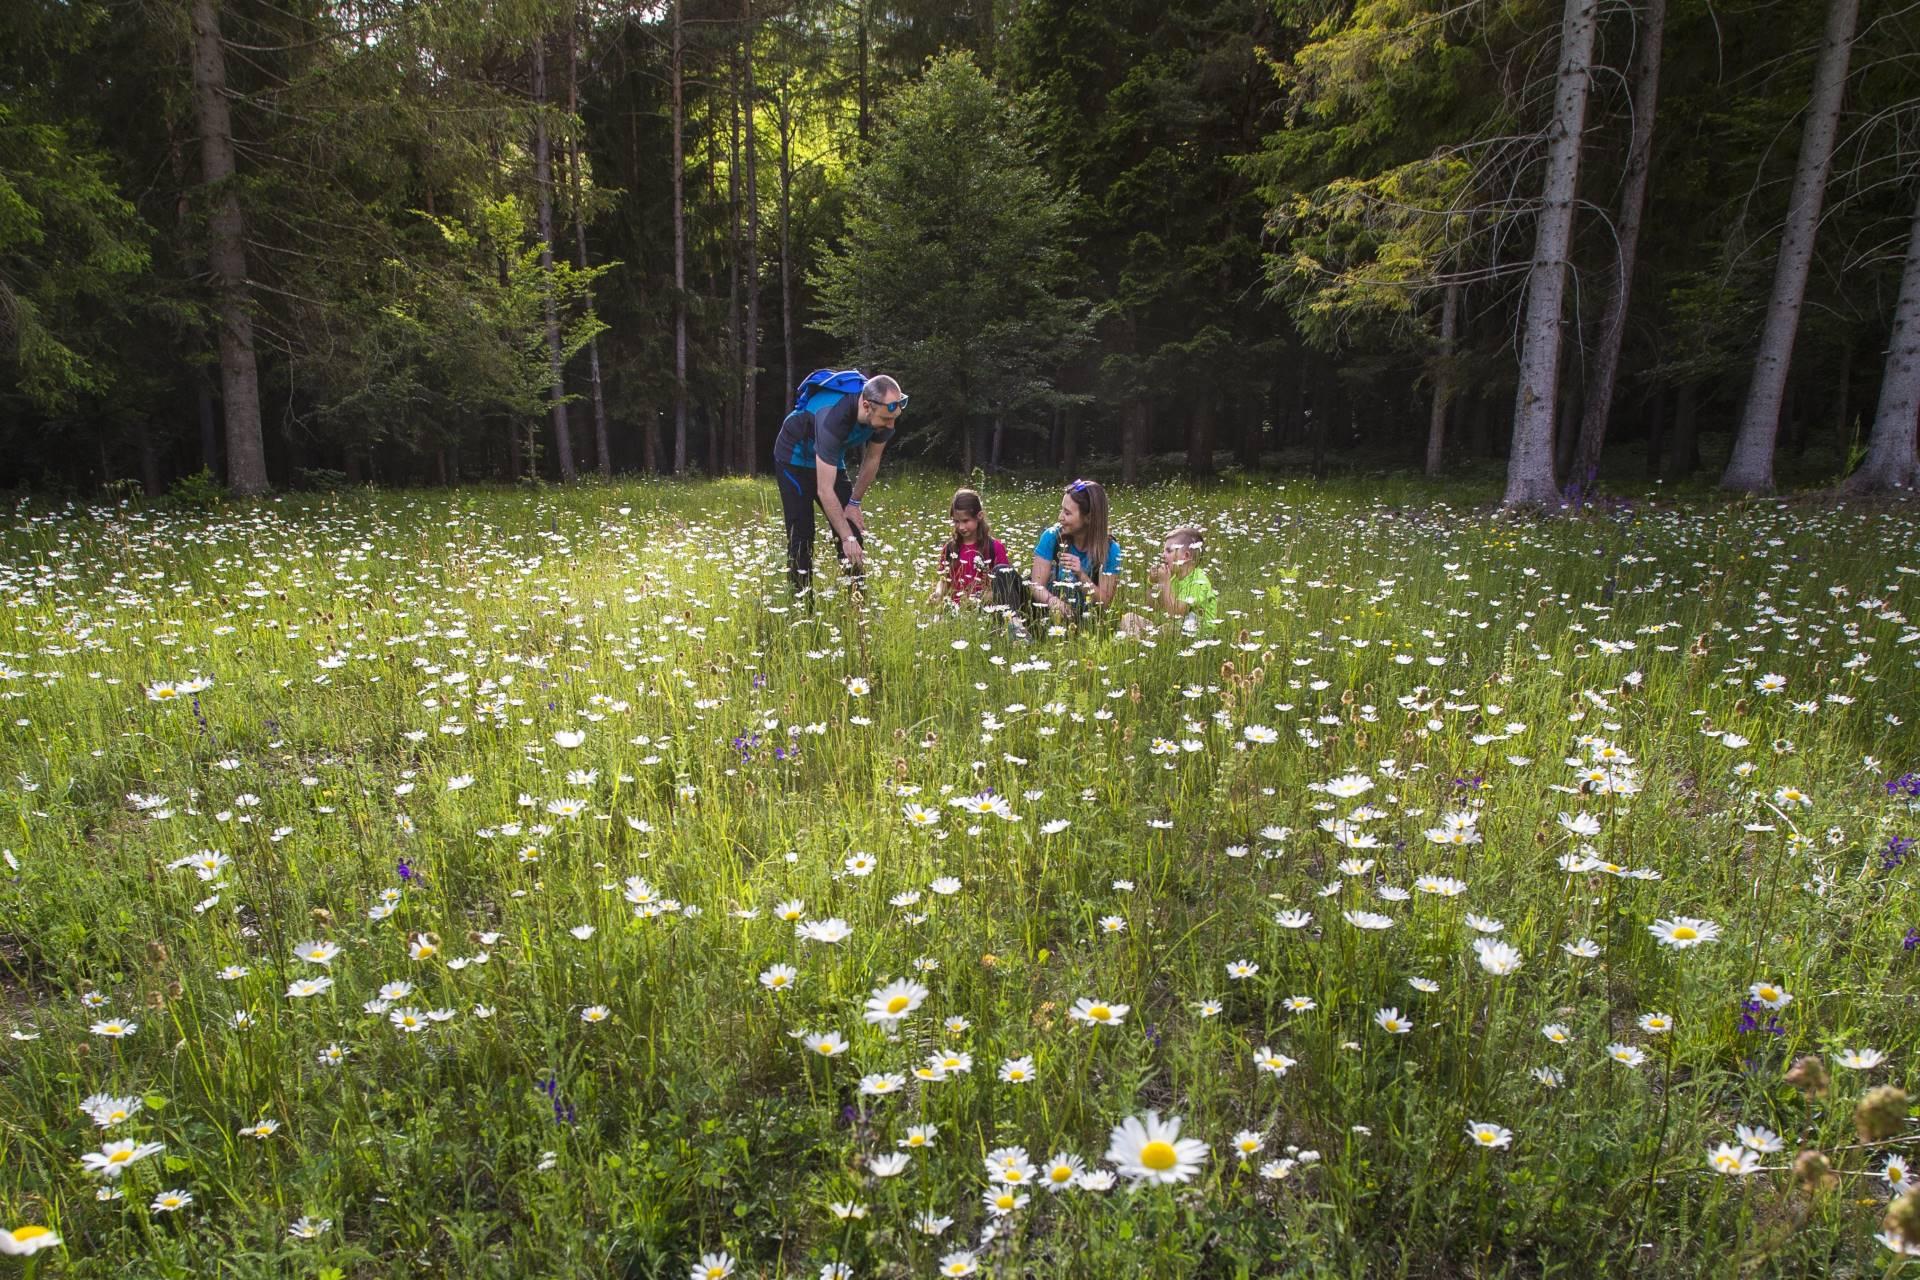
xmin=1033 ymin=525 xmax=1121 ymax=582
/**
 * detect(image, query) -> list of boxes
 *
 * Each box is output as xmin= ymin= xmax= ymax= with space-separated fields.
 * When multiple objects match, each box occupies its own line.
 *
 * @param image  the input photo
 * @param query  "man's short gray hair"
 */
xmin=862 ymin=374 xmax=901 ymax=402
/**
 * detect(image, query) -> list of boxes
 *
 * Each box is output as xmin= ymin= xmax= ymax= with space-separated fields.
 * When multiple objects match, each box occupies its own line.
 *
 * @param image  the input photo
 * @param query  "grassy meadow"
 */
xmin=0 ymin=472 xmax=1917 ymax=1279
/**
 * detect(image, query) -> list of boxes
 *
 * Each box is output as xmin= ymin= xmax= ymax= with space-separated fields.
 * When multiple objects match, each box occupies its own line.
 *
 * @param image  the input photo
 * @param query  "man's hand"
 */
xmin=845 ymin=505 xmax=868 ymax=535
xmin=840 ymin=532 xmax=866 ymax=568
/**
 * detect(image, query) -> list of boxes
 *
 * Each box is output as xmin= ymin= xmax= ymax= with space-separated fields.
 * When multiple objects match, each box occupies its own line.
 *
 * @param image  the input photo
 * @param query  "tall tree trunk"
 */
xmin=1832 ymin=338 xmax=1853 ymax=452
xmin=567 ymin=7 xmax=611 ymax=478
xmin=1644 ymin=385 xmax=1667 ymax=476
xmin=777 ymin=71 xmax=796 ymax=406
xmin=726 ymin=40 xmax=744 ymax=477
xmin=1122 ymin=401 xmax=1147 ymax=486
xmin=990 ymin=415 xmax=1004 ymax=471
xmin=533 ymin=33 xmax=577 ymax=483
xmin=1555 ymin=362 xmax=1583 ymax=483
xmin=1844 ymin=184 xmax=1920 ymax=492
xmin=1503 ymin=0 xmax=1599 ymax=508
xmin=1662 ymin=380 xmax=1699 ymax=481
xmin=137 ymin=418 xmax=162 ymax=496
xmin=671 ymin=0 xmax=689 ymax=474
xmin=1426 ymin=283 xmax=1459 ymax=477
xmin=855 ymin=0 xmax=870 ymax=144
xmin=741 ymin=0 xmax=761 ymax=476
xmin=1060 ymin=405 xmax=1078 ymax=474
xmin=197 ymin=369 xmax=220 ymax=472
xmin=1311 ymin=365 xmax=1333 ymax=477
xmin=1187 ymin=393 xmax=1215 ymax=476
xmin=1722 ymin=0 xmax=1859 ymax=494
xmin=1573 ymin=0 xmax=1665 ymax=489
xmin=1239 ymin=378 xmax=1269 ymax=469
xmin=189 ymin=0 xmax=268 ymax=496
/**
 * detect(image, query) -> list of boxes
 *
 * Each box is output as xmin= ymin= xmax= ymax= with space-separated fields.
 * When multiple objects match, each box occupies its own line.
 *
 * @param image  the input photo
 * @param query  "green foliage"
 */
xmin=810 ymin=51 xmax=1092 ymax=456
xmin=0 ymin=102 xmax=151 ymax=411
xmin=1245 ymin=0 xmax=1505 ymax=353
xmin=164 ymin=466 xmax=227 ymax=511
xmin=307 ymin=196 xmax=610 ymax=456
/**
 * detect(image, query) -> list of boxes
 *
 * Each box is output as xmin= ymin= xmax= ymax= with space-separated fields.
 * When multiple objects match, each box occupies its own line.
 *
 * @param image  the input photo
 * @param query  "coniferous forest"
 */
xmin=2 ymin=0 xmax=1918 ymax=501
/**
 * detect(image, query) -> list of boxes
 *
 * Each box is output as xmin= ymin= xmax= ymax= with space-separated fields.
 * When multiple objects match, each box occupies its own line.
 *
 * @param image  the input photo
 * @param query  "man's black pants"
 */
xmin=775 ymin=460 xmax=863 ymax=593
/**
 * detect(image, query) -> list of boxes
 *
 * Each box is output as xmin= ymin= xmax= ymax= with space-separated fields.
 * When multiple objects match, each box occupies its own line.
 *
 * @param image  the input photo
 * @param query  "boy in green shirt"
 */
xmin=1121 ymin=523 xmax=1218 ymax=638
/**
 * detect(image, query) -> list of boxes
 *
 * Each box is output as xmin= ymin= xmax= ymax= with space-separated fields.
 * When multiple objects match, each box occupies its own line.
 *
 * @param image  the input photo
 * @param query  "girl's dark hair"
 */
xmin=1063 ymin=479 xmax=1111 ymax=580
xmin=943 ymin=488 xmax=993 ymax=566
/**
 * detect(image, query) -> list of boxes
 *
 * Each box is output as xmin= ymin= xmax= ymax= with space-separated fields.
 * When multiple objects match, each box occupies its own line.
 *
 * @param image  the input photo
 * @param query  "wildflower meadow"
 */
xmin=1 ymin=473 xmax=1917 ymax=1279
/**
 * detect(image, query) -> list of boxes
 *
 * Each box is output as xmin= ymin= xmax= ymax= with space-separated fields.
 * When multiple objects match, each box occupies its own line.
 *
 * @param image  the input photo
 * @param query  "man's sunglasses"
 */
xmin=864 ymin=394 xmax=909 ymax=415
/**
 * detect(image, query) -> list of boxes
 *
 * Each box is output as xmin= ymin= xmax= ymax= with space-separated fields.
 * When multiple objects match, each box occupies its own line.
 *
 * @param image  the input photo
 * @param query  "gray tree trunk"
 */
xmin=726 ymin=43 xmax=743 ymax=477
xmin=741 ymin=0 xmax=761 ymax=476
xmin=1573 ymin=0 xmax=1665 ymax=489
xmin=671 ymin=0 xmax=689 ymax=474
xmin=189 ymin=0 xmax=268 ymax=496
xmin=1721 ymin=0 xmax=1859 ymax=494
xmin=1844 ymin=184 xmax=1920 ymax=493
xmin=1426 ymin=282 xmax=1459 ymax=477
xmin=1502 ymin=0 xmax=1599 ymax=509
xmin=567 ymin=10 xmax=610 ymax=477
xmin=777 ymin=75 xmax=795 ymax=403
xmin=532 ymin=34 xmax=576 ymax=483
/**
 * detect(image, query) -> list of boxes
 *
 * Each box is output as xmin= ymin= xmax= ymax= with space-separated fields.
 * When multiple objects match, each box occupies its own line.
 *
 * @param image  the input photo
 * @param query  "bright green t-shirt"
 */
xmin=1172 ymin=566 xmax=1218 ymax=629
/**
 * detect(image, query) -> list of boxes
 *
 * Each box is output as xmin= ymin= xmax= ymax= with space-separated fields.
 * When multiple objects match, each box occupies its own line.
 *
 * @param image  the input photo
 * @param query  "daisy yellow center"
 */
xmin=1139 ymin=1141 xmax=1178 ymax=1172
xmin=1088 ymin=1005 xmax=1110 ymax=1020
xmin=771 ymin=976 xmax=788 ymax=987
xmin=1050 ymin=1167 xmax=1071 ymax=1181
xmin=108 ymin=1150 xmax=131 ymax=1164
xmin=1008 ymin=1070 xmax=1026 ymax=1080
xmin=817 ymin=1043 xmax=834 ymax=1054
xmin=154 ymin=689 xmax=176 ymax=699
xmin=1758 ymin=987 xmax=1778 ymax=1001
xmin=1476 ymin=1130 xmax=1495 ymax=1143
xmin=1005 ymin=1169 xmax=1025 ymax=1182
xmin=1671 ymin=926 xmax=1697 ymax=941
xmin=994 ymin=1193 xmax=1016 ymax=1208
xmin=11 ymin=1227 xmax=50 ymax=1242
xmin=887 ymin=995 xmax=911 ymax=1014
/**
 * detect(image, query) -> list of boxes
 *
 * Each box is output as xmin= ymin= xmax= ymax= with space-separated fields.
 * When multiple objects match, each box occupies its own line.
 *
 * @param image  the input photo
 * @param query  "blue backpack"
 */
xmin=793 ymin=369 xmax=866 ymax=415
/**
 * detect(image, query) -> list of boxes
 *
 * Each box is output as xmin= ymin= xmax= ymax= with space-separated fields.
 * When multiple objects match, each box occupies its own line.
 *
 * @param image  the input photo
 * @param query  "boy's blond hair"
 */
xmin=1165 ymin=523 xmax=1206 ymax=556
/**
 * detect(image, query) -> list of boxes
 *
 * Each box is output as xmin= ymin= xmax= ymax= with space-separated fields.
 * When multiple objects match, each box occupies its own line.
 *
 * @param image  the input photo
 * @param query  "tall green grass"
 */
xmin=0 ymin=474 xmax=1914 ymax=1279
